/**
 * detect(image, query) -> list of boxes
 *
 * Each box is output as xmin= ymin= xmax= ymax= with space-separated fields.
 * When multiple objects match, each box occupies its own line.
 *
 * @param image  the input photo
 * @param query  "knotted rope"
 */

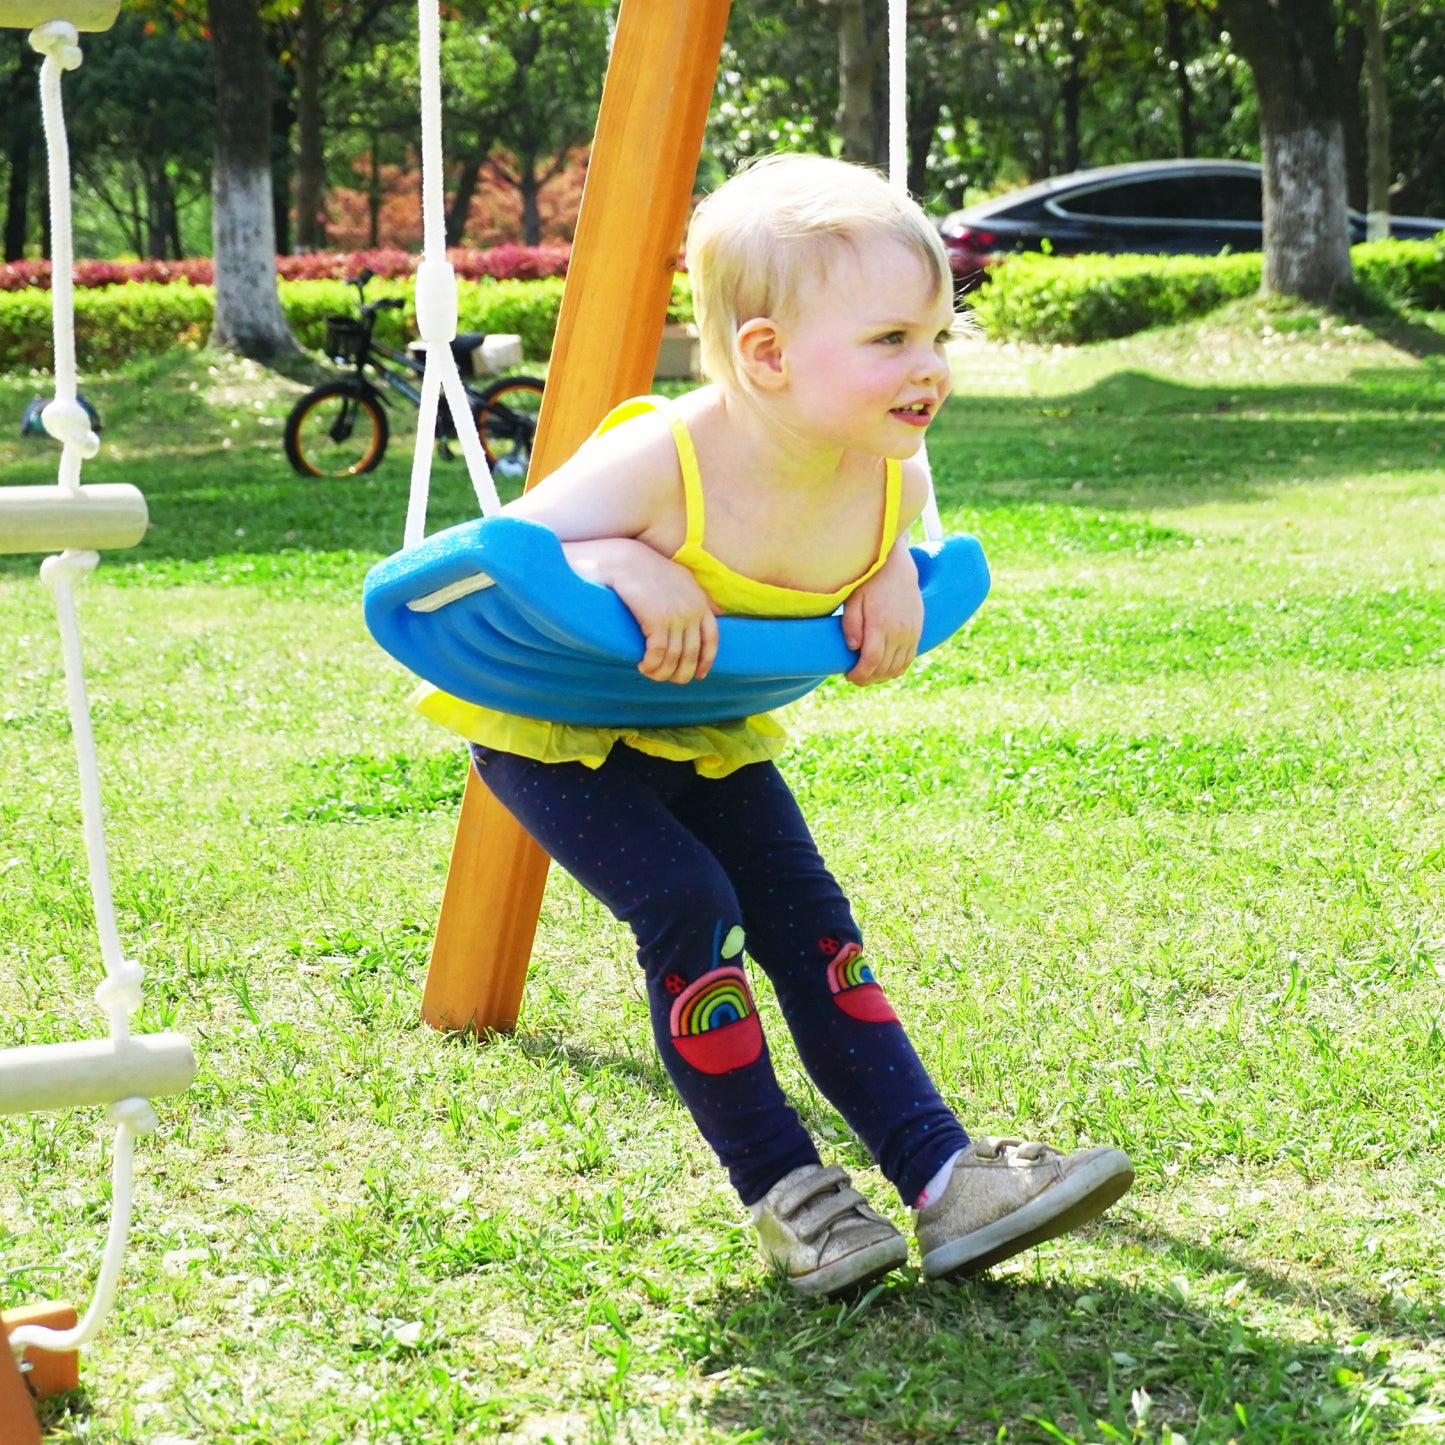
xmin=8 ymin=19 xmax=159 ymax=1363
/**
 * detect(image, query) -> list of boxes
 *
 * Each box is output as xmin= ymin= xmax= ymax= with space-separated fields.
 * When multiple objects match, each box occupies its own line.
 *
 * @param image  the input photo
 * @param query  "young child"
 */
xmin=414 ymin=154 xmax=1133 ymax=1295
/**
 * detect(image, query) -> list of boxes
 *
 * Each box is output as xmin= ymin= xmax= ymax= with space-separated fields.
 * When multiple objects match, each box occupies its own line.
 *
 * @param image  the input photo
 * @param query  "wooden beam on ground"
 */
xmin=2 ymin=1302 xmax=79 ymax=1401
xmin=0 ymin=1300 xmax=80 ymax=1445
xmin=421 ymin=0 xmax=733 ymax=1034
xmin=0 ymin=1334 xmax=43 ymax=1445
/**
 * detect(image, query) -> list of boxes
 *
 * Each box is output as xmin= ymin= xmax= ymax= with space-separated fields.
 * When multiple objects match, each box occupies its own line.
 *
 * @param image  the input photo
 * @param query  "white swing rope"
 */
xmin=8 ymin=19 xmax=158 ymax=1362
xmin=887 ymin=0 xmax=944 ymax=546
xmin=403 ymin=0 xmax=501 ymax=551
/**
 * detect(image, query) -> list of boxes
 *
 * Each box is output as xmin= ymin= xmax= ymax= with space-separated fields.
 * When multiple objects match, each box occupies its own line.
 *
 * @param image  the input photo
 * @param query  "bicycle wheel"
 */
xmin=284 ymin=381 xmax=389 ymax=477
xmin=472 ymin=376 xmax=544 ymax=483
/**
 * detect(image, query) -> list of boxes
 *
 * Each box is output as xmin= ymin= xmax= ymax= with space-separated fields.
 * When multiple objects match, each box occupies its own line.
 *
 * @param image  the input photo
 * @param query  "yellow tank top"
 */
xmin=410 ymin=395 xmax=901 ymax=777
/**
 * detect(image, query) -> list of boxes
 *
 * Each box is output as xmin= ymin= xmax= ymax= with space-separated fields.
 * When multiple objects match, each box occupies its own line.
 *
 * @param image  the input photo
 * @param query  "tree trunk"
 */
xmin=1361 ymin=0 xmax=1391 ymax=240
xmin=1164 ymin=0 xmax=1196 ymax=157
xmin=519 ymin=160 xmax=541 ymax=246
xmin=293 ymin=0 xmax=327 ymax=251
xmin=4 ymin=123 xmax=32 ymax=262
xmin=4 ymin=46 xmax=39 ymax=262
xmin=447 ymin=159 xmax=484 ymax=248
xmin=835 ymin=0 xmax=877 ymax=165
xmin=210 ymin=0 xmax=297 ymax=358
xmin=146 ymin=165 xmax=173 ymax=259
xmin=1060 ymin=16 xmax=1085 ymax=174
xmin=368 ymin=133 xmax=382 ymax=248
xmin=1217 ymin=0 xmax=1352 ymax=303
xmin=1341 ymin=20 xmax=1366 ymax=210
xmin=907 ymin=88 xmax=943 ymax=202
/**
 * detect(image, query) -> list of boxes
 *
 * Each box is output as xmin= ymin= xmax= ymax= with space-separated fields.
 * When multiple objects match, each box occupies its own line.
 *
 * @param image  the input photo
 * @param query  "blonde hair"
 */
xmin=686 ymin=153 xmax=952 ymax=390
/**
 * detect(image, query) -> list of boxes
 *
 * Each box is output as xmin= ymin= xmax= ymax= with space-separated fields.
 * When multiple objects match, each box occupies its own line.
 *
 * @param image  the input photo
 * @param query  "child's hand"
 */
xmin=622 ymin=561 xmax=720 ymax=684
xmin=841 ymin=542 xmax=923 ymax=686
xmin=564 ymin=539 xmax=719 ymax=684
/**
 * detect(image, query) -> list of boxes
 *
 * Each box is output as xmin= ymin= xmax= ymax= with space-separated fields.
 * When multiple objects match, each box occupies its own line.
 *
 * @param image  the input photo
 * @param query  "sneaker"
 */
xmin=916 ymin=1136 xmax=1134 ymax=1281
xmin=754 ymin=1163 xmax=909 ymax=1296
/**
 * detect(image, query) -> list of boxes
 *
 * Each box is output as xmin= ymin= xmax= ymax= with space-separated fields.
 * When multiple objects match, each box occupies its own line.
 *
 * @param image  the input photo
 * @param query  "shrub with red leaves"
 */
xmin=0 ymin=244 xmax=572 ymax=292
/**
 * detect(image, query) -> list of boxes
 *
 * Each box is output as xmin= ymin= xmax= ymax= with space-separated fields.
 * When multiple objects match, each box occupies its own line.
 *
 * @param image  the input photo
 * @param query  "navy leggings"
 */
xmin=471 ymin=744 xmax=969 ymax=1206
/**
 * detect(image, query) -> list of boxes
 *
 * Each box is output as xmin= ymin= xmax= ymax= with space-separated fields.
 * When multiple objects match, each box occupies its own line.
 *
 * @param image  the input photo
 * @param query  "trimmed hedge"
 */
xmin=0 ymin=244 xmax=572 ymax=292
xmin=967 ymin=236 xmax=1445 ymax=345
xmin=0 ymin=276 xmax=571 ymax=373
xmin=0 ymin=281 xmax=214 ymax=371
xmin=1350 ymin=237 xmax=1445 ymax=309
xmin=4 ymin=240 xmax=1440 ymax=371
xmin=0 ymin=272 xmax=686 ymax=373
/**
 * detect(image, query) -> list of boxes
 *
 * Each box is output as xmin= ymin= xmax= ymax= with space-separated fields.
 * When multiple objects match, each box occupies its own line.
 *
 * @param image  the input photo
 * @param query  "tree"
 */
xmin=210 ymin=0 xmax=297 ymax=357
xmin=1384 ymin=1 xmax=1445 ymax=216
xmin=1213 ymin=0 xmax=1352 ymax=302
xmin=327 ymin=29 xmax=424 ymax=247
xmin=66 ymin=14 xmax=214 ymax=260
xmin=1 ymin=35 xmax=41 ymax=261
xmin=447 ymin=0 xmax=608 ymax=246
xmin=709 ymin=0 xmax=837 ymax=173
xmin=833 ymin=0 xmax=883 ymax=165
xmin=272 ymin=0 xmax=397 ymax=252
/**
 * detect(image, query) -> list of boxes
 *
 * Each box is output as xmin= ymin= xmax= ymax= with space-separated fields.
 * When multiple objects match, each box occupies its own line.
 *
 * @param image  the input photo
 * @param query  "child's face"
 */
xmin=774 ymin=235 xmax=955 ymax=458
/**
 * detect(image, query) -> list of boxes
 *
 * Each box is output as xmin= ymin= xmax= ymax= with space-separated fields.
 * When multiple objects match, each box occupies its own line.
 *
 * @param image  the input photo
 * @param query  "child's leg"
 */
xmin=669 ymin=762 xmax=972 ymax=1207
xmin=471 ymin=745 xmax=822 ymax=1205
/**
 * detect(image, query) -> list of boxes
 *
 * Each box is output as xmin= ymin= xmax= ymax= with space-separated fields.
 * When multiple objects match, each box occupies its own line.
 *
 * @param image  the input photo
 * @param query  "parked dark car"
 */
xmin=939 ymin=159 xmax=1445 ymax=286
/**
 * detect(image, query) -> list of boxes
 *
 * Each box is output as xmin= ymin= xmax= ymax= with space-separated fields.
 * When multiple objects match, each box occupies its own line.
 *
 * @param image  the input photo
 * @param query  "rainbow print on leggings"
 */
xmin=826 ymin=941 xmax=898 ymax=1023
xmin=669 ymin=965 xmax=763 ymax=1075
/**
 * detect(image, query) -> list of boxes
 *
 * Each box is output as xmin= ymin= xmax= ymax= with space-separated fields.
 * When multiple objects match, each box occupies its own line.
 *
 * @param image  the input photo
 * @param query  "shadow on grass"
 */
xmin=1117 ymin=1220 xmax=1445 ymax=1349
xmin=684 ymin=1258 xmax=1427 ymax=1444
xmin=1346 ymin=295 xmax=1445 ymax=361
xmin=505 ymin=1030 xmax=674 ymax=1099
xmin=930 ymin=366 xmax=1445 ymax=518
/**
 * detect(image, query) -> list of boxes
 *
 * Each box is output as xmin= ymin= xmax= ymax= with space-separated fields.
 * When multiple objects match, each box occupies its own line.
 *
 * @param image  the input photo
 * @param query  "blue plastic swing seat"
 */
xmin=363 ymin=515 xmax=990 ymax=727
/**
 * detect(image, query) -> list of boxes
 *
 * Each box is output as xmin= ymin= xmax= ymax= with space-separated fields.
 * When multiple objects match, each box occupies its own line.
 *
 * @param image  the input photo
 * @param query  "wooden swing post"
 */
xmin=420 ymin=0 xmax=733 ymax=1034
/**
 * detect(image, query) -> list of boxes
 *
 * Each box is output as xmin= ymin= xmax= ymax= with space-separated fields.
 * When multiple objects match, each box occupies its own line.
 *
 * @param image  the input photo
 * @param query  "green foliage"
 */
xmin=970 ymin=238 xmax=1445 ymax=344
xmin=1349 ymin=235 xmax=1445 ymax=310
xmin=3 ymin=322 xmax=1445 ymax=1443
xmin=0 ymin=281 xmax=214 ymax=371
xmin=454 ymin=277 xmax=566 ymax=360
xmin=968 ymin=251 xmax=1264 ymax=345
xmin=276 ymin=277 xmax=412 ymax=352
xmin=0 ymin=276 xmax=577 ymax=371
xmin=668 ymin=272 xmax=694 ymax=326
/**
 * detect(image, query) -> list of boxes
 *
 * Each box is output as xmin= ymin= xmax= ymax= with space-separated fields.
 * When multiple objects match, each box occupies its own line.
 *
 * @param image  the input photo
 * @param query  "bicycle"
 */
xmin=283 ymin=269 xmax=545 ymax=482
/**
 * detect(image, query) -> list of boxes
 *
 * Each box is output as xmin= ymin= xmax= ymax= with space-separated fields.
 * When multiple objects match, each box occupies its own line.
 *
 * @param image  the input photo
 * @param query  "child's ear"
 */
xmin=735 ymin=317 xmax=787 ymax=391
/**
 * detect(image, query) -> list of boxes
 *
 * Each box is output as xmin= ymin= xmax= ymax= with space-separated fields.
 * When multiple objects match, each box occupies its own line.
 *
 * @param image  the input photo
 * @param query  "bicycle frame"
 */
xmin=285 ymin=272 xmax=543 ymax=480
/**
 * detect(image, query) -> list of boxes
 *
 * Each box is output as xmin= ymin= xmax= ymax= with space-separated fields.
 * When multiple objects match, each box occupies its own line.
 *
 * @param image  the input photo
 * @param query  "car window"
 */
xmin=1057 ymin=175 xmax=1220 ymax=221
xmin=1201 ymin=174 xmax=1262 ymax=222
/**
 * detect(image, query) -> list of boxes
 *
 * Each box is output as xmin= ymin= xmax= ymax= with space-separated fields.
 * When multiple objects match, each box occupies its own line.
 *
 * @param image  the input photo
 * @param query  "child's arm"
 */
xmin=499 ymin=413 xmax=718 ymax=684
xmin=562 ymin=537 xmax=719 ymax=685
xmin=839 ymin=456 xmax=930 ymax=686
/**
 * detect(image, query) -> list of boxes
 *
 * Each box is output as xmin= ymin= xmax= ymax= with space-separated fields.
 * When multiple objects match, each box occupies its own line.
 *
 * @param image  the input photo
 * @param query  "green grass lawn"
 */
xmin=1 ymin=302 xmax=1442 ymax=1444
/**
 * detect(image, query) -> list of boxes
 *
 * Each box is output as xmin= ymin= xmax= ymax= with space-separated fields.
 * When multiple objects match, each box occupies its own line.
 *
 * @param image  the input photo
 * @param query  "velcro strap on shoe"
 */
xmin=974 ymin=1136 xmax=1062 ymax=1164
xmin=774 ymin=1167 xmax=872 ymax=1244
xmin=772 ymin=1163 xmax=850 ymax=1218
